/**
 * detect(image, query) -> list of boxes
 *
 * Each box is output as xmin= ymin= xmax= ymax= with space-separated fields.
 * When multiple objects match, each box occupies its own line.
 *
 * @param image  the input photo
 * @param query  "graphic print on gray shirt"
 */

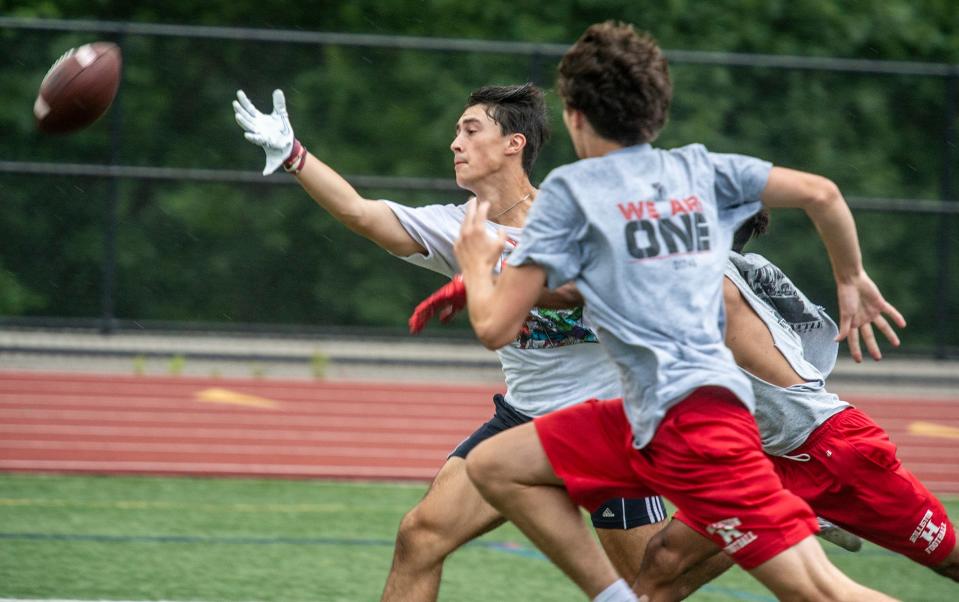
xmin=728 ymin=252 xmax=839 ymax=377
xmin=383 ymin=200 xmax=622 ymax=417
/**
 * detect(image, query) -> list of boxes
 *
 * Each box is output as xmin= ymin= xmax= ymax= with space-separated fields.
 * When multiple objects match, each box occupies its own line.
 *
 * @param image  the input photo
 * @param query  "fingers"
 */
xmin=234 ymin=107 xmax=257 ymax=133
xmin=243 ymin=132 xmax=266 ymax=146
xmin=456 ymin=199 xmax=505 ymax=272
xmin=410 ymin=296 xmax=451 ymax=333
xmin=272 ymin=89 xmax=287 ymax=116
xmin=235 ymin=90 xmax=260 ymax=118
xmin=873 ymin=314 xmax=900 ymax=348
xmin=883 ymin=301 xmax=907 ymax=328
xmin=475 ymin=200 xmax=491 ymax=223
xmin=232 ymin=100 xmax=255 ymax=126
xmin=858 ymin=314 xmax=901 ymax=363
xmin=439 ymin=305 xmax=456 ymax=322
xmin=408 ymin=311 xmax=427 ymax=334
xmin=847 ymin=326 xmax=863 ymax=363
xmin=835 ymin=311 xmax=851 ymax=343
xmin=463 ymin=197 xmax=477 ymax=228
xmin=461 ymin=198 xmax=490 ymax=236
xmin=836 ymin=276 xmax=907 ymax=360
xmin=859 ymin=322 xmax=881 ymax=361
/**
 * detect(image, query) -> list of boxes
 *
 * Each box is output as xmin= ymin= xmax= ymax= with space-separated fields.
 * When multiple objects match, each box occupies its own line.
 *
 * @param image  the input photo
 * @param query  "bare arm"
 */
xmin=761 ymin=168 xmax=861 ymax=283
xmin=454 ymin=200 xmax=544 ymax=349
xmin=295 ymin=153 xmax=426 ymax=256
xmin=761 ymin=167 xmax=905 ymax=362
xmin=723 ymin=278 xmax=806 ymax=387
xmin=536 ymin=283 xmax=584 ymax=309
xmin=232 ymin=90 xmax=424 ymax=257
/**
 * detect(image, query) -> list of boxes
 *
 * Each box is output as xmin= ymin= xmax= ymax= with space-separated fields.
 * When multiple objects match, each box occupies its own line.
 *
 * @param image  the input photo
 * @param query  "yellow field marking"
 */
xmin=194 ymin=387 xmax=278 ymax=408
xmin=909 ymin=421 xmax=959 ymax=439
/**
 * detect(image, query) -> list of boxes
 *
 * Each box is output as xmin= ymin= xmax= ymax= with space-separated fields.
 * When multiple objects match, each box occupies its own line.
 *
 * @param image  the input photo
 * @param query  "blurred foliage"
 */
xmin=0 ymin=0 xmax=957 ymax=351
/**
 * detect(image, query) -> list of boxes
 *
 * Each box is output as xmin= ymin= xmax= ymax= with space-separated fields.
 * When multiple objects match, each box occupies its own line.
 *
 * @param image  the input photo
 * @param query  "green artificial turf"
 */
xmin=0 ymin=474 xmax=954 ymax=601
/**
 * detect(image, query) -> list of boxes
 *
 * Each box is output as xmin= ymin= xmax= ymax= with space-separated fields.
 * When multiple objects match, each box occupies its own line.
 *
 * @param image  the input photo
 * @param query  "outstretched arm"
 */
xmin=233 ymin=89 xmax=425 ymax=257
xmin=293 ymin=153 xmax=424 ymax=255
xmin=760 ymin=167 xmax=905 ymax=362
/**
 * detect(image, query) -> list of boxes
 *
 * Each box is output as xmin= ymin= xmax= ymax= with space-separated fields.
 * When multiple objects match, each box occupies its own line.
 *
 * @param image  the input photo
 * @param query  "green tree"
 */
xmin=1 ymin=0 xmax=956 ymax=350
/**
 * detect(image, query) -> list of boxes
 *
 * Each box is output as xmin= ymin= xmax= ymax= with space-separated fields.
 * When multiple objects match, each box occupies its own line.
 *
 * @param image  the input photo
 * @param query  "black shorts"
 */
xmin=451 ymin=394 xmax=668 ymax=530
xmin=449 ymin=394 xmax=531 ymax=459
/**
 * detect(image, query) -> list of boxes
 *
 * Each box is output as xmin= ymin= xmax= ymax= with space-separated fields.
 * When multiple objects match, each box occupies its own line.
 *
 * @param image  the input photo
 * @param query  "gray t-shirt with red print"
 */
xmin=508 ymin=143 xmax=769 ymax=448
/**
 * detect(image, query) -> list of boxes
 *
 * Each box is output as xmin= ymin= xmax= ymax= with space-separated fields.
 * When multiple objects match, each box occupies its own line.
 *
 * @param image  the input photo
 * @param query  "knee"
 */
xmin=464 ymin=439 xmax=509 ymax=497
xmin=933 ymin=545 xmax=959 ymax=582
xmin=638 ymin=531 xmax=685 ymax=586
xmin=393 ymin=504 xmax=448 ymax=562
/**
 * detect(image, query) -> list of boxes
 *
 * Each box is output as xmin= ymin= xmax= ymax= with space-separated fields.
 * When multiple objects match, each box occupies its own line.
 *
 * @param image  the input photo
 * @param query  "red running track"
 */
xmin=1 ymin=372 xmax=957 ymax=495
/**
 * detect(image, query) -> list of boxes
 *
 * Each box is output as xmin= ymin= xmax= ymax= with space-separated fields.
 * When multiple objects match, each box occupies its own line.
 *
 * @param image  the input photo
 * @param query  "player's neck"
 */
xmin=580 ymin=133 xmax=625 ymax=159
xmin=472 ymin=173 xmax=536 ymax=227
xmin=568 ymin=114 xmax=626 ymax=159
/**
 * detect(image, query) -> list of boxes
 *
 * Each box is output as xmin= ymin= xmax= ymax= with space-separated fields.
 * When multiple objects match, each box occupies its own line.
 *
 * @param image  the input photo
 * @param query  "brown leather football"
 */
xmin=34 ymin=42 xmax=122 ymax=134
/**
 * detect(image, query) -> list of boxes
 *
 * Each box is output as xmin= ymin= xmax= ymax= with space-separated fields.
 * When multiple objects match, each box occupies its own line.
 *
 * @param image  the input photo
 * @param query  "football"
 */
xmin=34 ymin=42 xmax=122 ymax=134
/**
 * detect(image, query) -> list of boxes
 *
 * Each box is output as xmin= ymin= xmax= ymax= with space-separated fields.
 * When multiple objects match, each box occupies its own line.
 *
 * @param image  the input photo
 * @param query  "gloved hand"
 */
xmin=408 ymin=275 xmax=467 ymax=334
xmin=233 ymin=89 xmax=302 ymax=175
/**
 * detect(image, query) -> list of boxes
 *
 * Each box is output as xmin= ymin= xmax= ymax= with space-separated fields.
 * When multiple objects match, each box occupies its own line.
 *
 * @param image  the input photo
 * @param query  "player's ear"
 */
xmin=505 ymin=132 xmax=527 ymax=158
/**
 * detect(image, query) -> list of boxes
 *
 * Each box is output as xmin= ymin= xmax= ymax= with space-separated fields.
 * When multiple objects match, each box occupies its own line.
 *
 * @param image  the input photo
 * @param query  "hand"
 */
xmin=453 ymin=199 xmax=506 ymax=277
xmin=834 ymin=272 xmax=906 ymax=362
xmin=408 ymin=275 xmax=466 ymax=334
xmin=233 ymin=89 xmax=295 ymax=175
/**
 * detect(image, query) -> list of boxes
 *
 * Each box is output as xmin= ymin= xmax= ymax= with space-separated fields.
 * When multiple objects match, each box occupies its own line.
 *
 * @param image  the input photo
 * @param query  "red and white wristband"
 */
xmin=283 ymin=138 xmax=308 ymax=175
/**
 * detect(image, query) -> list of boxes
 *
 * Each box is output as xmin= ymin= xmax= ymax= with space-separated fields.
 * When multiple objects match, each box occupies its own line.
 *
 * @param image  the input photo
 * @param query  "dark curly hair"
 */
xmin=557 ymin=21 xmax=672 ymax=146
xmin=466 ymin=83 xmax=550 ymax=176
xmin=732 ymin=208 xmax=770 ymax=253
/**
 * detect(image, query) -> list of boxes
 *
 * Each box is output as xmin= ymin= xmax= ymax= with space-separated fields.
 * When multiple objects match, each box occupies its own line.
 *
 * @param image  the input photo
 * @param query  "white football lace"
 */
xmin=40 ymin=48 xmax=75 ymax=88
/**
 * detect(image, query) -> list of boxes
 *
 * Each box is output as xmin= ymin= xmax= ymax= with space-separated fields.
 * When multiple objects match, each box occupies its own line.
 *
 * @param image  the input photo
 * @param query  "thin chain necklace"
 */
xmin=489 ymin=193 xmax=532 ymax=220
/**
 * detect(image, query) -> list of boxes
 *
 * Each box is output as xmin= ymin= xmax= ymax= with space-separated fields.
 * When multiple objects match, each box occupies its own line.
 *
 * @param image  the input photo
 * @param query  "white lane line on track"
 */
xmin=0 ymin=459 xmax=438 ymax=478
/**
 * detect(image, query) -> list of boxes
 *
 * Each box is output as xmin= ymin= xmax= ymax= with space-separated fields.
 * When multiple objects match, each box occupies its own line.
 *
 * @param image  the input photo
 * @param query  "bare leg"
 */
xmin=381 ymin=457 xmax=505 ymax=602
xmin=749 ymin=536 xmax=899 ymax=601
xmin=466 ymin=422 xmax=622 ymax=598
xmin=638 ymin=519 xmax=899 ymax=602
xmin=933 ymin=542 xmax=959 ymax=581
xmin=634 ymin=519 xmax=731 ymax=601
xmin=597 ymin=522 xmax=665 ymax=585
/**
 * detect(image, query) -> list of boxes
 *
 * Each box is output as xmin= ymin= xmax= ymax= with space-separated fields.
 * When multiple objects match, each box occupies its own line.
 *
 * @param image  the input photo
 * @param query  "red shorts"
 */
xmin=771 ymin=407 xmax=956 ymax=567
xmin=534 ymin=387 xmax=817 ymax=570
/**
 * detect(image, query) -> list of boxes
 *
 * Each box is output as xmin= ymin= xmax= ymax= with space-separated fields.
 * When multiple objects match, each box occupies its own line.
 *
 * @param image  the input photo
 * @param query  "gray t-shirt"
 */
xmin=508 ymin=143 xmax=768 ymax=448
xmin=725 ymin=252 xmax=849 ymax=455
xmin=383 ymin=200 xmax=622 ymax=417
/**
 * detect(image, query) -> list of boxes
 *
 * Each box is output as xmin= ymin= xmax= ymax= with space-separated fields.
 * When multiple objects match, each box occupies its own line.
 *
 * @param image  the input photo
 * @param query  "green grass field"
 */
xmin=0 ymin=474 xmax=954 ymax=601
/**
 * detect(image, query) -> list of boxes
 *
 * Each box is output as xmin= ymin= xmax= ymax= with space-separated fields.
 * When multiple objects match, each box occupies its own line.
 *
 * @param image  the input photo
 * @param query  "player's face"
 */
xmin=450 ymin=104 xmax=509 ymax=188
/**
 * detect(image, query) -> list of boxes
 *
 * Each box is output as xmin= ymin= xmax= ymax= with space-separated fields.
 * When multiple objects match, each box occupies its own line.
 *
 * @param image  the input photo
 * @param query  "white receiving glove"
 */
xmin=233 ymin=89 xmax=303 ymax=176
